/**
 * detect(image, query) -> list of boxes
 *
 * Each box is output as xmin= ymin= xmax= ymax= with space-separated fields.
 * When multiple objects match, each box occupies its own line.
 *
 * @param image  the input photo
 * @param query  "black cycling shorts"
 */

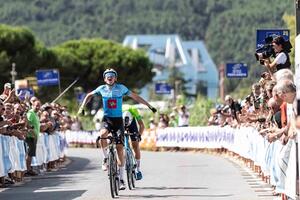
xmin=125 ymin=119 xmax=141 ymax=142
xmin=101 ymin=116 xmax=124 ymax=145
xmin=25 ymin=137 xmax=37 ymax=157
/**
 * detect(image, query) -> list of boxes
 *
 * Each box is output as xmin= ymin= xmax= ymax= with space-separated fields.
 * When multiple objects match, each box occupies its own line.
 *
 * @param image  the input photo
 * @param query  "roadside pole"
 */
xmin=295 ymin=0 xmax=300 ymax=198
xmin=51 ymin=78 xmax=79 ymax=103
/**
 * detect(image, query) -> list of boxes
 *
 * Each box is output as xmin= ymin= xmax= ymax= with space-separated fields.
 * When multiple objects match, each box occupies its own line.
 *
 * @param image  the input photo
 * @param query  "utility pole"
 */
xmin=296 ymin=0 xmax=300 ymax=35
xmin=219 ymin=63 xmax=225 ymax=101
xmin=10 ymin=63 xmax=17 ymax=86
xmin=294 ymin=0 xmax=300 ymax=198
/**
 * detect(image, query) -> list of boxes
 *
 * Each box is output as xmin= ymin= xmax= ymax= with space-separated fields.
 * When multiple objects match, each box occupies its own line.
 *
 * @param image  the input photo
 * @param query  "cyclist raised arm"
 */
xmin=77 ymin=71 xmax=156 ymax=115
xmin=77 ymin=68 xmax=156 ymax=190
xmin=128 ymin=92 xmax=157 ymax=113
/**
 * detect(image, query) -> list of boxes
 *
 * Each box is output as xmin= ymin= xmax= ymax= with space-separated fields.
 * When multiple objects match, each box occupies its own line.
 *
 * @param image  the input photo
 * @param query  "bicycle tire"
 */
xmin=130 ymin=153 xmax=136 ymax=188
xmin=126 ymin=150 xmax=133 ymax=190
xmin=113 ymin=152 xmax=119 ymax=196
xmin=109 ymin=152 xmax=118 ymax=198
xmin=131 ymin=168 xmax=136 ymax=188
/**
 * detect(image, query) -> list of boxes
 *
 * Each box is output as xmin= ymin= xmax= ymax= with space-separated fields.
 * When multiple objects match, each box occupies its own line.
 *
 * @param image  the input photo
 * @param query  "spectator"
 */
xmin=25 ymin=100 xmax=41 ymax=176
xmin=71 ymin=116 xmax=82 ymax=131
xmin=149 ymin=118 xmax=157 ymax=130
xmin=158 ymin=114 xmax=168 ymax=128
xmin=169 ymin=113 xmax=177 ymax=127
xmin=0 ymin=83 xmax=12 ymax=102
xmin=251 ymin=83 xmax=261 ymax=111
xmin=207 ymin=109 xmax=219 ymax=126
xmin=221 ymin=95 xmax=242 ymax=123
xmin=178 ymin=105 xmax=189 ymax=127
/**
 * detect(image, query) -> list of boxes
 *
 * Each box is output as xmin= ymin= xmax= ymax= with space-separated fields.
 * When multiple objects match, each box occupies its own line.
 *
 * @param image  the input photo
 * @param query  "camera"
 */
xmin=255 ymin=36 xmax=275 ymax=65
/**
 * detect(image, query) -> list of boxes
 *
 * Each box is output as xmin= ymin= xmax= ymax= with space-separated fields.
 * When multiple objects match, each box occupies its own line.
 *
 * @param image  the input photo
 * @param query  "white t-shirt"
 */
xmin=274 ymin=52 xmax=287 ymax=65
xmin=178 ymin=111 xmax=189 ymax=126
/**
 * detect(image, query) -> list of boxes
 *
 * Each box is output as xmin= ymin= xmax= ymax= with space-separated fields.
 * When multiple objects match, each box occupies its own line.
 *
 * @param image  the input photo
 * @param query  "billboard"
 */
xmin=226 ymin=63 xmax=248 ymax=78
xmin=36 ymin=69 xmax=60 ymax=86
xmin=256 ymin=29 xmax=290 ymax=49
xmin=155 ymin=83 xmax=172 ymax=94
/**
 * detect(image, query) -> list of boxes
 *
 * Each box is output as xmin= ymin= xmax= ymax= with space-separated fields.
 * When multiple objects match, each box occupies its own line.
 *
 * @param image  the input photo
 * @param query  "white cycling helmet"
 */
xmin=123 ymin=111 xmax=133 ymax=127
xmin=103 ymin=68 xmax=118 ymax=78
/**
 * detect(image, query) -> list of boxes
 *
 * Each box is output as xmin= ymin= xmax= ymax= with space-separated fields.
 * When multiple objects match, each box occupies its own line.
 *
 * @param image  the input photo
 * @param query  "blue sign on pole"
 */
xmin=17 ymin=88 xmax=34 ymax=100
xmin=36 ymin=69 xmax=60 ymax=86
xmin=155 ymin=83 xmax=172 ymax=94
xmin=256 ymin=29 xmax=290 ymax=49
xmin=226 ymin=63 xmax=248 ymax=78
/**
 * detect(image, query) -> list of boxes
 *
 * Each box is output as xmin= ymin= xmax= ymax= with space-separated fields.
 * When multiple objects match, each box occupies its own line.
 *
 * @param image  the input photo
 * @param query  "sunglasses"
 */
xmin=104 ymin=72 xmax=116 ymax=78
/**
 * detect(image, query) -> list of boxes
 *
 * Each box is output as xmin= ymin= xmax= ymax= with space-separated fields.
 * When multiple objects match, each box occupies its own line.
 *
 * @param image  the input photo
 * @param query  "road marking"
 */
xmin=224 ymin=156 xmax=275 ymax=200
xmin=0 ymin=188 xmax=9 ymax=193
xmin=34 ymin=187 xmax=79 ymax=193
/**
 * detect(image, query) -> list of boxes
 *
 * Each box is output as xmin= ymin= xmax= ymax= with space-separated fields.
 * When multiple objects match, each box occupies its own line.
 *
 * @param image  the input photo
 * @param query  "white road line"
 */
xmin=34 ymin=187 xmax=79 ymax=193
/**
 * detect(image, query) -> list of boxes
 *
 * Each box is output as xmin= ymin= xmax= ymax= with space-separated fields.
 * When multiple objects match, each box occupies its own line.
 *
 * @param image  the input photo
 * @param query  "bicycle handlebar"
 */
xmin=98 ymin=135 xmax=118 ymax=143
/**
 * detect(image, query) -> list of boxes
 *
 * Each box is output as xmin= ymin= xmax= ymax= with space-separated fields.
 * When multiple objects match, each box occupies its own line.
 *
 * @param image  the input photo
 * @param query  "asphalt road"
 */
xmin=0 ymin=148 xmax=275 ymax=200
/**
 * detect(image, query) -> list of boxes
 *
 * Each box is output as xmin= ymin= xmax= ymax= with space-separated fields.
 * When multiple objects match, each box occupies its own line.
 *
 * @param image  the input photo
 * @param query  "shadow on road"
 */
xmin=0 ymin=190 xmax=86 ymax=200
xmin=122 ymin=186 xmax=234 ymax=199
xmin=63 ymin=156 xmax=98 ymax=173
xmin=122 ymin=194 xmax=234 ymax=198
xmin=0 ymin=156 xmax=92 ymax=200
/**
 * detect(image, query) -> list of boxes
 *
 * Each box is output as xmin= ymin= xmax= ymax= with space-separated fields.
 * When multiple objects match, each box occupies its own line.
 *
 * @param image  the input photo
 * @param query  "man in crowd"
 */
xmin=0 ymin=83 xmax=12 ymax=102
xmin=221 ymin=95 xmax=242 ymax=124
xmin=25 ymin=100 xmax=41 ymax=176
xmin=178 ymin=105 xmax=189 ymax=127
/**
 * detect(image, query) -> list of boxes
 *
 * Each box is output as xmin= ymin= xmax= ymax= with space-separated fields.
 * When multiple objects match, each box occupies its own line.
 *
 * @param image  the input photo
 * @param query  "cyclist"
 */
xmin=78 ymin=68 xmax=156 ymax=190
xmin=123 ymin=106 xmax=144 ymax=180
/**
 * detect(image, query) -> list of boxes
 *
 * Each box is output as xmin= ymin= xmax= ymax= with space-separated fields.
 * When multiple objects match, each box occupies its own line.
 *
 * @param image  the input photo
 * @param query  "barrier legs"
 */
xmin=0 ymin=177 xmax=4 ymax=188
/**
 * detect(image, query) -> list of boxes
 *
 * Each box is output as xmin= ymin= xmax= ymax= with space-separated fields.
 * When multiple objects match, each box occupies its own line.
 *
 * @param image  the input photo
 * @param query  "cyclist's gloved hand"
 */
xmin=149 ymin=106 xmax=157 ymax=113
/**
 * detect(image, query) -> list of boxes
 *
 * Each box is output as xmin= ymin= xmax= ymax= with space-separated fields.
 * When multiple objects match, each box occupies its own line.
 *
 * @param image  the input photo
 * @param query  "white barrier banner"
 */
xmin=0 ymin=132 xmax=67 ymax=177
xmin=156 ymin=126 xmax=235 ymax=148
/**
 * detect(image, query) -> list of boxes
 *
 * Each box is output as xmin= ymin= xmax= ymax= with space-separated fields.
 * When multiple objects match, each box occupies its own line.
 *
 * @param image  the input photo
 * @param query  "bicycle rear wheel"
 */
xmin=130 ymin=153 xmax=136 ymax=189
xmin=126 ymin=150 xmax=133 ymax=190
xmin=109 ymin=152 xmax=118 ymax=198
xmin=126 ymin=150 xmax=136 ymax=190
xmin=131 ymin=168 xmax=136 ymax=188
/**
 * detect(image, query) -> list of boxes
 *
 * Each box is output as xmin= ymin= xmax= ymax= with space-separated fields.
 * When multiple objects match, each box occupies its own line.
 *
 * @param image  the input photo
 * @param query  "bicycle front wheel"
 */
xmin=109 ymin=152 xmax=118 ymax=198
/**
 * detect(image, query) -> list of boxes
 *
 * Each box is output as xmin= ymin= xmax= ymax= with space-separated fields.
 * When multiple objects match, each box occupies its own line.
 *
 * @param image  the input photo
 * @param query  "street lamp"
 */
xmin=10 ymin=62 xmax=17 ymax=86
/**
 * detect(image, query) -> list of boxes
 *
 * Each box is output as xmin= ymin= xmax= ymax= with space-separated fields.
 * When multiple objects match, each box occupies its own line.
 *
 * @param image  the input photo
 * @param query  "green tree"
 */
xmin=189 ymin=95 xmax=215 ymax=126
xmin=52 ymin=38 xmax=153 ymax=91
xmin=0 ymin=0 xmax=295 ymax=95
xmin=0 ymin=24 xmax=58 ymax=86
